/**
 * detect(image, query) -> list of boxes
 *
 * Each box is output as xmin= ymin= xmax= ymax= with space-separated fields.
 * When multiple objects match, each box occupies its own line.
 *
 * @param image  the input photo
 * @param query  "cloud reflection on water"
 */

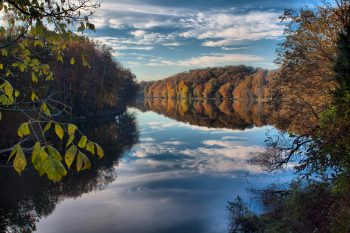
xmin=35 ymin=109 xmax=291 ymax=233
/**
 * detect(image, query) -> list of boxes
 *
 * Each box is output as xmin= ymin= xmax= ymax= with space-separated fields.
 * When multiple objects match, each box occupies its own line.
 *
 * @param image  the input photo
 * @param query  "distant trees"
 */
xmin=142 ymin=65 xmax=272 ymax=100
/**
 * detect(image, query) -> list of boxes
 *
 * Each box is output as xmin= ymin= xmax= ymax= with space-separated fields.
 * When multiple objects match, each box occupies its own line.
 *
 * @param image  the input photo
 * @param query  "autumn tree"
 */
xmin=250 ymin=1 xmax=350 ymax=230
xmin=194 ymin=84 xmax=204 ymax=98
xmin=142 ymin=65 xmax=270 ymax=100
xmin=271 ymin=1 xmax=344 ymax=132
xmin=219 ymin=83 xmax=233 ymax=99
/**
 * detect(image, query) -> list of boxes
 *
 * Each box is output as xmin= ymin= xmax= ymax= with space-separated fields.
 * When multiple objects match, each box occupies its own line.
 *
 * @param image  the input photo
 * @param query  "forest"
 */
xmin=0 ymin=35 xmax=138 ymax=118
xmin=0 ymin=1 xmax=138 ymax=181
xmin=139 ymin=65 xmax=273 ymax=100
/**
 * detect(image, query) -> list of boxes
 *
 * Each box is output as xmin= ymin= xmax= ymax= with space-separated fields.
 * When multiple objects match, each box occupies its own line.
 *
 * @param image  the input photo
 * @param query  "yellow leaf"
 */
xmin=70 ymin=57 xmax=75 ymax=65
xmin=31 ymin=72 xmax=38 ymax=83
xmin=18 ymin=122 xmax=30 ymax=137
xmin=31 ymin=91 xmax=37 ymax=101
xmin=67 ymin=123 xmax=77 ymax=135
xmin=95 ymin=143 xmax=104 ymax=159
xmin=0 ymin=111 xmax=2 ymax=121
xmin=14 ymin=90 xmax=19 ymax=97
xmin=43 ymin=121 xmax=52 ymax=133
xmin=55 ymin=123 xmax=64 ymax=140
xmin=40 ymin=102 xmax=51 ymax=116
xmin=65 ymin=145 xmax=77 ymax=169
xmin=13 ymin=145 xmax=26 ymax=174
xmin=66 ymin=134 xmax=75 ymax=148
xmin=86 ymin=141 xmax=95 ymax=155
xmin=76 ymin=151 xmax=91 ymax=172
xmin=8 ymin=143 xmax=19 ymax=162
xmin=0 ymin=64 xmax=3 ymax=70
xmin=31 ymin=142 xmax=41 ymax=164
xmin=3 ymin=81 xmax=13 ymax=97
xmin=78 ymin=136 xmax=87 ymax=148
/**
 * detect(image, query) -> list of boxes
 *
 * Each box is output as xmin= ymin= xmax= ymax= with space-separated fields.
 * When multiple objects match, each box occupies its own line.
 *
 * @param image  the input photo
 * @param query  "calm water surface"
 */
xmin=1 ymin=100 xmax=293 ymax=233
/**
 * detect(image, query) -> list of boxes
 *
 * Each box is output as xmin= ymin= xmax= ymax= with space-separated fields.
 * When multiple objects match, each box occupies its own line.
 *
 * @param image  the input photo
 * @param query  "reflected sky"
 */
xmin=35 ymin=109 xmax=292 ymax=233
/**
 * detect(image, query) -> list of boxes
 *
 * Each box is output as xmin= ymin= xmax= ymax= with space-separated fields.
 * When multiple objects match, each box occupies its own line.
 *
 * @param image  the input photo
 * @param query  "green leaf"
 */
xmin=86 ymin=141 xmax=95 ymax=155
xmin=55 ymin=123 xmax=64 ymax=140
xmin=95 ymin=143 xmax=104 ymax=159
xmin=76 ymin=151 xmax=91 ymax=172
xmin=40 ymin=156 xmax=67 ymax=182
xmin=78 ymin=136 xmax=87 ymax=148
xmin=32 ymin=143 xmax=49 ymax=171
xmin=70 ymin=57 xmax=75 ymax=65
xmin=0 ymin=111 xmax=2 ymax=121
xmin=13 ymin=145 xmax=26 ymax=174
xmin=47 ymin=145 xmax=62 ymax=161
xmin=43 ymin=121 xmax=52 ymax=133
xmin=67 ymin=123 xmax=77 ymax=135
xmin=1 ymin=49 xmax=8 ymax=56
xmin=18 ymin=122 xmax=30 ymax=137
xmin=65 ymin=145 xmax=77 ymax=169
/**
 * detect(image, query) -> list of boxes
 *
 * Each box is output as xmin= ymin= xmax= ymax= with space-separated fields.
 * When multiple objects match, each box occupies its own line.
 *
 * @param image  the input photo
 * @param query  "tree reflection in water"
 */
xmin=134 ymin=98 xmax=274 ymax=130
xmin=0 ymin=112 xmax=139 ymax=233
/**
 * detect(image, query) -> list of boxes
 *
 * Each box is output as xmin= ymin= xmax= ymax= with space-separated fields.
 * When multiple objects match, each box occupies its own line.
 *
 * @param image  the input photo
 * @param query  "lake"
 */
xmin=0 ymin=100 xmax=292 ymax=233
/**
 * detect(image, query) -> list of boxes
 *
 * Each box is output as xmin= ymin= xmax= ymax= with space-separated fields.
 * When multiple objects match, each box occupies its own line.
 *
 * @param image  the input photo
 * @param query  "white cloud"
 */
xmin=140 ymin=137 xmax=155 ymax=142
xmin=90 ymin=2 xmax=283 ymax=48
xmin=161 ymin=42 xmax=185 ymax=47
xmin=91 ymin=30 xmax=180 ymax=53
xmin=222 ymin=46 xmax=250 ymax=51
xmin=131 ymin=30 xmax=146 ymax=37
xmin=222 ymin=136 xmax=246 ymax=140
xmin=181 ymin=11 xmax=284 ymax=46
xmin=162 ymin=141 xmax=185 ymax=145
xmin=146 ymin=53 xmax=263 ymax=67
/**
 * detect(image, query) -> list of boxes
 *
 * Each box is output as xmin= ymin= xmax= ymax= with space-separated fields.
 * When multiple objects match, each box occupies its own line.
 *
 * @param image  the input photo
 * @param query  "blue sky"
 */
xmin=87 ymin=0 xmax=303 ymax=81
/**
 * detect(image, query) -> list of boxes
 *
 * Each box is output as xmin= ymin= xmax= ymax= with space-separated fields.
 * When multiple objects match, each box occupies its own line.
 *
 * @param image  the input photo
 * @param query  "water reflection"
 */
xmin=0 ymin=112 xmax=138 ymax=233
xmin=0 ymin=100 xmax=292 ymax=233
xmin=133 ymin=98 xmax=274 ymax=130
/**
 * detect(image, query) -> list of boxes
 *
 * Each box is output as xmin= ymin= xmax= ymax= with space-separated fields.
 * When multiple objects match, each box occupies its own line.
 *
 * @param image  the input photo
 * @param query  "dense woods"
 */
xmin=2 ymin=35 xmax=138 ymax=118
xmin=0 ymin=1 xmax=138 ymax=180
xmin=43 ymin=36 xmax=137 ymax=117
xmin=140 ymin=65 xmax=273 ymax=100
